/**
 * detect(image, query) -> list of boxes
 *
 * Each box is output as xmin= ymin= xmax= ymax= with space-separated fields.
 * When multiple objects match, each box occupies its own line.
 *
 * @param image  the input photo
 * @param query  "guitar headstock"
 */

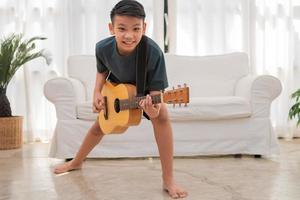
xmin=163 ymin=83 xmax=190 ymax=107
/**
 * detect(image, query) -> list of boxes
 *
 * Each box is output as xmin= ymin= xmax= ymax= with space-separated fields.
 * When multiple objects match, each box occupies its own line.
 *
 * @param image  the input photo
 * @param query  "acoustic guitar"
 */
xmin=98 ymin=81 xmax=189 ymax=134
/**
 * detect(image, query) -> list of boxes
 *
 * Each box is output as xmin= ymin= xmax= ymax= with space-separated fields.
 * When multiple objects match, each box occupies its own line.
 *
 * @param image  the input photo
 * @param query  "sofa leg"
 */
xmin=254 ymin=155 xmax=262 ymax=158
xmin=234 ymin=154 xmax=242 ymax=158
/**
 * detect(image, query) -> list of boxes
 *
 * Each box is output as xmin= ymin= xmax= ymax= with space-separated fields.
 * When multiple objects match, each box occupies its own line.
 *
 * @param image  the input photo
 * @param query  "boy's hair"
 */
xmin=110 ymin=0 xmax=146 ymax=22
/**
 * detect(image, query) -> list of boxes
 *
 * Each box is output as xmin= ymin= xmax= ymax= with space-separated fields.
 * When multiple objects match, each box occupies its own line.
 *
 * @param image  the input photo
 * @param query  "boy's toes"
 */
xmin=163 ymin=185 xmax=188 ymax=199
xmin=178 ymin=190 xmax=188 ymax=198
xmin=53 ymin=161 xmax=81 ymax=174
xmin=173 ymin=189 xmax=187 ymax=199
xmin=166 ymin=189 xmax=179 ymax=199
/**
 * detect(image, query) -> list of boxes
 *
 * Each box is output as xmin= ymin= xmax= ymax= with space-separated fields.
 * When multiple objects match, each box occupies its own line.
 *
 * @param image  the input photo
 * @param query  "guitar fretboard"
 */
xmin=119 ymin=94 xmax=162 ymax=110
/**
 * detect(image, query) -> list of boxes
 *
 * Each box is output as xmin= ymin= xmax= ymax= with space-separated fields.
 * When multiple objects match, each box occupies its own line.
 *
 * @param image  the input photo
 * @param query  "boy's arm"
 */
xmin=93 ymin=71 xmax=108 ymax=113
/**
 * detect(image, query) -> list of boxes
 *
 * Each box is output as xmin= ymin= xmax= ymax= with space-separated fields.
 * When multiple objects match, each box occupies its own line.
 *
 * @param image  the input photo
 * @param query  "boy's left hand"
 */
xmin=139 ymin=94 xmax=161 ymax=119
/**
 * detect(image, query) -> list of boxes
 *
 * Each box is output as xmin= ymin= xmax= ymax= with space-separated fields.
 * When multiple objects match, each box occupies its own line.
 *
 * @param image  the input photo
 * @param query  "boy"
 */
xmin=54 ymin=0 xmax=188 ymax=198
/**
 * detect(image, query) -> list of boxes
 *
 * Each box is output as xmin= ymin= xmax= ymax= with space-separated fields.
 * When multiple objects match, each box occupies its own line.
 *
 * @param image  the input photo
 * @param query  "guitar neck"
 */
xmin=117 ymin=85 xmax=189 ymax=111
xmin=119 ymin=94 xmax=162 ymax=110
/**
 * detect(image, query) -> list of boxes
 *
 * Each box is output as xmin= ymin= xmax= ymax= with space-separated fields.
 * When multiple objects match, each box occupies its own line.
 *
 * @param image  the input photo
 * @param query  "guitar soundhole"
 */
xmin=114 ymin=98 xmax=120 ymax=113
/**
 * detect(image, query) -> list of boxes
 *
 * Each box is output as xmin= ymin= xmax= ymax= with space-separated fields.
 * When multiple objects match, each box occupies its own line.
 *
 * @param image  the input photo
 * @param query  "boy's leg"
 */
xmin=151 ymin=104 xmax=188 ymax=198
xmin=54 ymin=120 xmax=104 ymax=174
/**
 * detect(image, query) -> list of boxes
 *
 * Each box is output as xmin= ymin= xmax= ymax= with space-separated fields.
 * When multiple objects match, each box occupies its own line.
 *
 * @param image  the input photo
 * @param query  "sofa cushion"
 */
xmin=165 ymin=53 xmax=249 ymax=98
xmin=167 ymin=96 xmax=251 ymax=121
xmin=68 ymin=55 xmax=97 ymax=101
xmin=76 ymin=96 xmax=251 ymax=121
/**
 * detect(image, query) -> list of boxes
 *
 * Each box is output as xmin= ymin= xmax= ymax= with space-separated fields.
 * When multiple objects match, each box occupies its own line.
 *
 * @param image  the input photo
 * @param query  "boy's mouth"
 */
xmin=122 ymin=41 xmax=135 ymax=46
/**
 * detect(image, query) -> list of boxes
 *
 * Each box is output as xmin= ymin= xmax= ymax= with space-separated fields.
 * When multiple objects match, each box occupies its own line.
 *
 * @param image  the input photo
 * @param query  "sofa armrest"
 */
xmin=44 ymin=77 xmax=86 ymax=120
xmin=235 ymin=75 xmax=282 ymax=117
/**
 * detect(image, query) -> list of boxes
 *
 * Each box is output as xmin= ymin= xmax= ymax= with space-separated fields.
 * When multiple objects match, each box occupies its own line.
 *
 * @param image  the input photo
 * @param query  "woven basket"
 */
xmin=0 ymin=116 xmax=23 ymax=150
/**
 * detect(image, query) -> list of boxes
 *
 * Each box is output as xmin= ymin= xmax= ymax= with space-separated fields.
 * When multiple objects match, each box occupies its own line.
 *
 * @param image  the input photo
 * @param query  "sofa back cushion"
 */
xmin=165 ymin=52 xmax=249 ymax=97
xmin=68 ymin=55 xmax=97 ymax=101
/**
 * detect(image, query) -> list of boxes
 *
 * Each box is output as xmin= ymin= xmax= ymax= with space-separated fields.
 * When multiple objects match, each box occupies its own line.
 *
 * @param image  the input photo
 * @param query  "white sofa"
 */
xmin=44 ymin=53 xmax=282 ymax=159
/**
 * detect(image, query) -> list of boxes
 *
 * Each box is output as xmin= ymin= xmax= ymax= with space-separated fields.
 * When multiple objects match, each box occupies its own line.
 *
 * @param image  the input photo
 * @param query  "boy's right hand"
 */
xmin=93 ymin=91 xmax=104 ymax=113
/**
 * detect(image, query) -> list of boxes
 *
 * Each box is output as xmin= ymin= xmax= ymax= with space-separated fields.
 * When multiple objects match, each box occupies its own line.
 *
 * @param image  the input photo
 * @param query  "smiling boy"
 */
xmin=53 ymin=0 xmax=188 ymax=198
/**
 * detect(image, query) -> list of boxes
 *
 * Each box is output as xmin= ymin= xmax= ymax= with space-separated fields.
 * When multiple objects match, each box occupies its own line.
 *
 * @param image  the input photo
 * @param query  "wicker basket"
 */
xmin=0 ymin=116 xmax=23 ymax=150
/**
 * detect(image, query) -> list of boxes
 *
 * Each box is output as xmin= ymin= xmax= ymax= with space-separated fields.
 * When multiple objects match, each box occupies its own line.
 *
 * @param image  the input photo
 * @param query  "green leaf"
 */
xmin=0 ymin=33 xmax=52 ymax=88
xmin=289 ymin=89 xmax=300 ymax=126
xmin=27 ymin=36 xmax=47 ymax=45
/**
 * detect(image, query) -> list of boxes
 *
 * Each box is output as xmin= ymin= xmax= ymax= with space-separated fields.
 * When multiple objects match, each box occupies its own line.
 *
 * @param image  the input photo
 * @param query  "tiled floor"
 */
xmin=0 ymin=139 xmax=300 ymax=200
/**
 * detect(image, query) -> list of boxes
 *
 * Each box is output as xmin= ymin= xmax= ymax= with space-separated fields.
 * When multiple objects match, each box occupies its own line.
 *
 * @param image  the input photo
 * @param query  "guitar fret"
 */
xmin=119 ymin=95 xmax=162 ymax=111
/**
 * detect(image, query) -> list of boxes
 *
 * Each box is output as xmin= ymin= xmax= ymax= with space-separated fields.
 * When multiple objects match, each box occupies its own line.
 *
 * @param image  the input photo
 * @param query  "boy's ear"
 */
xmin=143 ymin=22 xmax=147 ymax=34
xmin=109 ymin=23 xmax=114 ymax=35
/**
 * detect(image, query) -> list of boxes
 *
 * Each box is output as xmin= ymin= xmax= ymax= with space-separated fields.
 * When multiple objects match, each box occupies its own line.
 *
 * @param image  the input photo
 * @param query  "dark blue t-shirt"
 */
xmin=95 ymin=36 xmax=168 ymax=92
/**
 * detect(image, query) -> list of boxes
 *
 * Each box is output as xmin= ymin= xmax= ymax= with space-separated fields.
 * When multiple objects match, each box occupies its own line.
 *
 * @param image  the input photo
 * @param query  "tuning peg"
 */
xmin=184 ymin=103 xmax=188 ymax=107
xmin=184 ymin=83 xmax=187 ymax=87
xmin=173 ymin=86 xmax=175 ymax=90
xmin=177 ymin=84 xmax=181 ymax=88
xmin=173 ymin=103 xmax=175 ymax=108
xmin=179 ymin=103 xmax=181 ymax=107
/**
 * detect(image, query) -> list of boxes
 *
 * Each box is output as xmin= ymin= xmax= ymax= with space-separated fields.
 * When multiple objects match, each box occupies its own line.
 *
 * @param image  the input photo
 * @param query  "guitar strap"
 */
xmin=135 ymin=35 xmax=148 ymax=97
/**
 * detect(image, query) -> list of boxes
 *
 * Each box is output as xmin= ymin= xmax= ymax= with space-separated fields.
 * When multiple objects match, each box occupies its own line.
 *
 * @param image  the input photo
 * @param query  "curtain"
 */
xmin=173 ymin=0 xmax=300 ymax=138
xmin=0 ymin=0 xmax=158 ymax=142
xmin=174 ymin=0 xmax=249 ymax=55
xmin=252 ymin=0 xmax=296 ymax=138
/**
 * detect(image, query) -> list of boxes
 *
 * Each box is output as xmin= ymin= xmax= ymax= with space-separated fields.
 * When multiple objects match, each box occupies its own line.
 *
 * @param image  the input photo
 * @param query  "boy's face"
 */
xmin=109 ymin=15 xmax=146 ymax=56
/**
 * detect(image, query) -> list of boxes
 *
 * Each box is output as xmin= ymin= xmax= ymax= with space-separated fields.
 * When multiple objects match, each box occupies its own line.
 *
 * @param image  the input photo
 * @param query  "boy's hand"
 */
xmin=139 ymin=94 xmax=161 ymax=119
xmin=93 ymin=91 xmax=104 ymax=113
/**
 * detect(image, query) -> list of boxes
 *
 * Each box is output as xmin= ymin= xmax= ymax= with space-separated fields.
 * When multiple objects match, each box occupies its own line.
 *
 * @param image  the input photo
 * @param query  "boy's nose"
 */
xmin=124 ymin=32 xmax=133 ymax=39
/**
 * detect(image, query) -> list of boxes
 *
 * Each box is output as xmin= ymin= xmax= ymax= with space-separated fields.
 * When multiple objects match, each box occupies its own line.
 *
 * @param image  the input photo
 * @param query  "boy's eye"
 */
xmin=118 ymin=27 xmax=125 ymax=31
xmin=134 ymin=28 xmax=141 ymax=31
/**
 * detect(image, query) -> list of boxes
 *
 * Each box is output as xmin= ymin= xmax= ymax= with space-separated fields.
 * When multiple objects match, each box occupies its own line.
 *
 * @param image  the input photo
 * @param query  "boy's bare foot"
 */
xmin=163 ymin=181 xmax=188 ymax=199
xmin=53 ymin=160 xmax=82 ymax=174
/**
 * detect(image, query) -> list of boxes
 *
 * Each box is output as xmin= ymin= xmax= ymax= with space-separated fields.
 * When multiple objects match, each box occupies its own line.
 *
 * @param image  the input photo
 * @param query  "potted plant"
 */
xmin=0 ymin=34 xmax=51 ymax=150
xmin=288 ymin=88 xmax=300 ymax=131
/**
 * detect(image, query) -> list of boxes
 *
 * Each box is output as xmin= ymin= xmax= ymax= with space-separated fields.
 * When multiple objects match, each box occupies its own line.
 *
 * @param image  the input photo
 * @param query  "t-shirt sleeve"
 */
xmin=146 ymin=52 xmax=169 ymax=91
xmin=95 ymin=46 xmax=108 ymax=73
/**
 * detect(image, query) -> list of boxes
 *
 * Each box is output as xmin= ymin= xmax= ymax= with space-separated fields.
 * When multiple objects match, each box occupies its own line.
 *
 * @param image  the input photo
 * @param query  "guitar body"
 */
xmin=98 ymin=81 xmax=189 ymax=134
xmin=98 ymin=82 xmax=142 ymax=134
